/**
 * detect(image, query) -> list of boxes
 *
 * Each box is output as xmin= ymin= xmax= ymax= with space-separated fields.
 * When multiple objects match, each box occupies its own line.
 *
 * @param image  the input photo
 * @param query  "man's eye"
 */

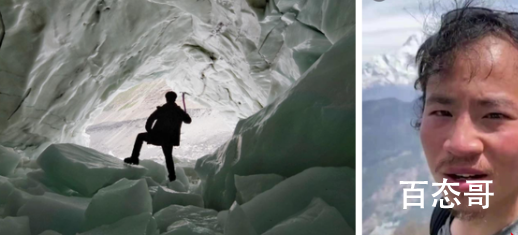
xmin=483 ymin=113 xmax=508 ymax=119
xmin=430 ymin=110 xmax=451 ymax=117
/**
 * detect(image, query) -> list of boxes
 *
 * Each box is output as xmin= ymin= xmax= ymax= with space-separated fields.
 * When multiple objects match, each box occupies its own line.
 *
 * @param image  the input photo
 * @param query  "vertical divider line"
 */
xmin=355 ymin=0 xmax=363 ymax=234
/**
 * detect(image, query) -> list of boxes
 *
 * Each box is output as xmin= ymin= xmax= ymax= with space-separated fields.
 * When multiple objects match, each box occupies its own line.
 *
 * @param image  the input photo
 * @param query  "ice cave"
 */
xmin=0 ymin=0 xmax=355 ymax=234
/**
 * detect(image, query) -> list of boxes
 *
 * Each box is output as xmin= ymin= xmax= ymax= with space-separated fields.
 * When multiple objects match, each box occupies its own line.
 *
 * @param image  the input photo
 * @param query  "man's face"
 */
xmin=420 ymin=35 xmax=518 ymax=216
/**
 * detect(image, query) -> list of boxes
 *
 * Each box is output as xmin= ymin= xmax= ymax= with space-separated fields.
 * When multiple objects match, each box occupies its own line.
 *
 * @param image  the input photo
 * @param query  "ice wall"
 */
xmin=195 ymin=9 xmax=355 ymax=216
xmin=0 ymin=0 xmax=353 ymax=155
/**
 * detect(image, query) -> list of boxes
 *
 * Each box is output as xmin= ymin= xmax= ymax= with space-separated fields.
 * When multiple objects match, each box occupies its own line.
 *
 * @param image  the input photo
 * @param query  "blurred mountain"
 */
xmin=362 ymin=34 xmax=426 ymax=102
xmin=362 ymin=98 xmax=435 ymax=235
xmin=363 ymin=34 xmax=424 ymax=89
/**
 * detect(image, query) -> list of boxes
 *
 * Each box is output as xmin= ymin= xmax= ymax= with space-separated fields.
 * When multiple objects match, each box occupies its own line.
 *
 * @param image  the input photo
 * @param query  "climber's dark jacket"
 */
xmin=145 ymin=103 xmax=191 ymax=146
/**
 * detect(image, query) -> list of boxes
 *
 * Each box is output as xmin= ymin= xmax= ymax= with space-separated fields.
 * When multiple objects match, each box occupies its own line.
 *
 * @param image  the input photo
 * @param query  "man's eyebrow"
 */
xmin=426 ymin=95 xmax=454 ymax=105
xmin=478 ymin=98 xmax=517 ymax=108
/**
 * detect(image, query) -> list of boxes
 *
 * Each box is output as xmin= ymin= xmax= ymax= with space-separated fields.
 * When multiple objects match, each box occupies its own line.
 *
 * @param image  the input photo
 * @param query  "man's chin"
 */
xmin=451 ymin=205 xmax=486 ymax=221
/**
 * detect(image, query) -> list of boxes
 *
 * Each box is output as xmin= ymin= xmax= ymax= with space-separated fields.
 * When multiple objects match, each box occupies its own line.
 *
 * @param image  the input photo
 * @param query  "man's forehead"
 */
xmin=429 ymin=35 xmax=518 ymax=84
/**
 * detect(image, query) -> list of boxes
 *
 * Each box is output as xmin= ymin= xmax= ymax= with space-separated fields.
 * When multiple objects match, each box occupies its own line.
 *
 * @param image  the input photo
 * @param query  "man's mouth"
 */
xmin=446 ymin=173 xmax=488 ymax=181
xmin=441 ymin=168 xmax=491 ymax=192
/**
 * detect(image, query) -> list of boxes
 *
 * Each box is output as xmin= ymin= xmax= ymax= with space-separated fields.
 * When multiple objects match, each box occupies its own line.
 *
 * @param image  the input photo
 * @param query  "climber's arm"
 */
xmin=181 ymin=109 xmax=192 ymax=124
xmin=146 ymin=109 xmax=159 ymax=132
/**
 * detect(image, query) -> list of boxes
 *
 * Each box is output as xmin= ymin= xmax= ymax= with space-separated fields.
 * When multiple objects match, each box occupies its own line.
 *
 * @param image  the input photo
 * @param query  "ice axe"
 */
xmin=181 ymin=92 xmax=189 ymax=112
xmin=0 ymin=11 xmax=4 ymax=50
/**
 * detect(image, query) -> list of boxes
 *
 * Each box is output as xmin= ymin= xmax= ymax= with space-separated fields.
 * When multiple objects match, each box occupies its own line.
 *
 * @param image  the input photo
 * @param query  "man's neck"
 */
xmin=451 ymin=196 xmax=518 ymax=235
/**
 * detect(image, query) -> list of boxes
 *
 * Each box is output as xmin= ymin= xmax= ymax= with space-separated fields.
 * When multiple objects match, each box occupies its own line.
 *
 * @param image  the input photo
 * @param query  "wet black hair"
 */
xmin=413 ymin=0 xmax=518 ymax=128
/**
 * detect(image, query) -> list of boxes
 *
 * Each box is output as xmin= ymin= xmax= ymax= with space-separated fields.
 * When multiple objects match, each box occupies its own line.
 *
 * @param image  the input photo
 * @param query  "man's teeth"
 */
xmin=457 ymin=174 xmax=475 ymax=177
xmin=453 ymin=174 xmax=488 ymax=179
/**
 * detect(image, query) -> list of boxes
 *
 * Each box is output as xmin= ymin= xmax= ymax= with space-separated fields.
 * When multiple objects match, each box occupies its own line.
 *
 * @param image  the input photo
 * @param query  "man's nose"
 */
xmin=443 ymin=114 xmax=483 ymax=157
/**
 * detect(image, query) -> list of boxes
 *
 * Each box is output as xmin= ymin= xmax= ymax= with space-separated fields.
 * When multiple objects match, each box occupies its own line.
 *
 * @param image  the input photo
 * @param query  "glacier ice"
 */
xmin=8 ymin=177 xmax=47 ymax=196
xmin=26 ymin=170 xmax=79 ymax=196
xmin=162 ymin=219 xmax=218 ymax=235
xmin=38 ymin=143 xmax=147 ymax=196
xmin=223 ymin=201 xmax=257 ymax=235
xmin=0 ymin=216 xmax=31 ymax=235
xmin=84 ymin=178 xmax=151 ymax=230
xmin=4 ymin=189 xmax=34 ymax=217
xmin=152 ymin=186 xmax=204 ymax=213
xmin=10 ymin=167 xmax=35 ymax=180
xmin=0 ymin=176 xmax=17 ymax=205
xmin=0 ymin=0 xmax=311 ymax=149
xmin=141 ymin=159 xmax=167 ymax=184
xmin=39 ymin=230 xmax=63 ymax=235
xmin=154 ymin=205 xmax=220 ymax=233
xmin=262 ymin=198 xmax=354 ymax=235
xmin=80 ymin=213 xmax=158 ymax=235
xmin=0 ymin=0 xmax=354 ymax=234
xmin=145 ymin=177 xmax=162 ymax=188
xmin=196 ymin=25 xmax=355 ymax=211
xmin=0 ymin=0 xmax=353 ymax=151
xmin=234 ymin=174 xmax=284 ymax=204
xmin=0 ymin=145 xmax=22 ymax=177
xmin=165 ymin=180 xmax=188 ymax=193
xmin=173 ymin=164 xmax=190 ymax=189
xmin=17 ymin=192 xmax=90 ymax=235
xmin=219 ymin=167 xmax=354 ymax=234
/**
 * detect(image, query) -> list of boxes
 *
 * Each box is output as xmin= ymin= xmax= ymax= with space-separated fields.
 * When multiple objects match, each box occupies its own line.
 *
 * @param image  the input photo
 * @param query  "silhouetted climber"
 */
xmin=124 ymin=91 xmax=191 ymax=182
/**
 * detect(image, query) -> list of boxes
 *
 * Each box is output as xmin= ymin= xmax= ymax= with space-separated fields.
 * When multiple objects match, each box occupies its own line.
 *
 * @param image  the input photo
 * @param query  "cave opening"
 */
xmin=84 ymin=78 xmax=238 ymax=183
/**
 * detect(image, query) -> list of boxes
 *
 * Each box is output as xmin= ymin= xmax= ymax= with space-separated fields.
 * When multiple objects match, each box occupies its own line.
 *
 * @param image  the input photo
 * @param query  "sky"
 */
xmin=362 ymin=0 xmax=517 ymax=60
